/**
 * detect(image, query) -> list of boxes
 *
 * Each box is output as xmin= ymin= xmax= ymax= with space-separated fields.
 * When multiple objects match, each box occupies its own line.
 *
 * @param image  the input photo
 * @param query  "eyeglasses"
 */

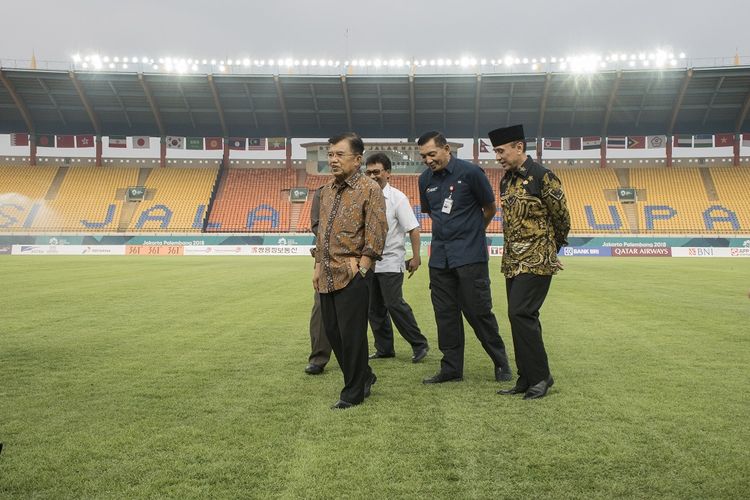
xmin=327 ymin=151 xmax=357 ymax=159
xmin=364 ymin=169 xmax=384 ymax=176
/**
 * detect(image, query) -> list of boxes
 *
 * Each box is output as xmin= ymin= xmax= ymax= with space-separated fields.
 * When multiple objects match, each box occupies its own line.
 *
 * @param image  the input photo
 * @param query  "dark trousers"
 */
xmin=429 ymin=262 xmax=509 ymax=376
xmin=505 ymin=273 xmax=553 ymax=387
xmin=368 ymin=272 xmax=428 ymax=355
xmin=308 ymin=292 xmax=331 ymax=367
xmin=320 ymin=273 xmax=374 ymax=404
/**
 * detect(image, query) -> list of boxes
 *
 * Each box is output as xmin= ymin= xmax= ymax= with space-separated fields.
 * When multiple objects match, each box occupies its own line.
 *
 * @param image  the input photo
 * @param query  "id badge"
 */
xmin=441 ymin=197 xmax=453 ymax=214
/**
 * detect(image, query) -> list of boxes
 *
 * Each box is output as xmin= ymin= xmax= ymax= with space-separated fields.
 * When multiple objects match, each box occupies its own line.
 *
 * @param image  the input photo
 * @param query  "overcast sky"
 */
xmin=2 ymin=0 xmax=748 ymax=65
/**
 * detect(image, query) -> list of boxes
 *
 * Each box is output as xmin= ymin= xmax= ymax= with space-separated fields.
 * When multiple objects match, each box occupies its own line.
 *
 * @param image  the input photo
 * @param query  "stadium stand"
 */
xmin=0 ymin=165 xmax=59 ymax=230
xmin=31 ymin=166 xmax=138 ymax=231
xmin=207 ymin=168 xmax=296 ymax=232
xmin=630 ymin=167 xmax=710 ymax=233
xmin=709 ymin=167 xmax=750 ymax=231
xmin=3 ymin=162 xmax=750 ymax=234
xmin=128 ymin=166 xmax=219 ymax=232
xmin=554 ymin=167 xmax=627 ymax=233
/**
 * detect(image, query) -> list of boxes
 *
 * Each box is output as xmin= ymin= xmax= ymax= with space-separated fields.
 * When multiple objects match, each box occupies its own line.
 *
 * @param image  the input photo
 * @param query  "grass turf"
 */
xmin=1 ymin=256 xmax=749 ymax=498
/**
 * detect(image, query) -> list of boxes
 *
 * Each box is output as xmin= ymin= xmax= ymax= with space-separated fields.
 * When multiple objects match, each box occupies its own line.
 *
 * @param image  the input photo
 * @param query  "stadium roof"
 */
xmin=1 ymin=66 xmax=749 ymax=139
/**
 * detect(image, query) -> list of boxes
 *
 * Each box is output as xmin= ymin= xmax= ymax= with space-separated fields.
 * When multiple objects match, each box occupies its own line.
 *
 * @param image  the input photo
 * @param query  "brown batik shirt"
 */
xmin=315 ymin=171 xmax=388 ymax=293
xmin=500 ymin=156 xmax=571 ymax=278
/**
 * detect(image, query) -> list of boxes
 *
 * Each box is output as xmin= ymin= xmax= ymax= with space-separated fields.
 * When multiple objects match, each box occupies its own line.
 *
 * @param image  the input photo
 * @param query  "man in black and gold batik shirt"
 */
xmin=489 ymin=124 xmax=570 ymax=400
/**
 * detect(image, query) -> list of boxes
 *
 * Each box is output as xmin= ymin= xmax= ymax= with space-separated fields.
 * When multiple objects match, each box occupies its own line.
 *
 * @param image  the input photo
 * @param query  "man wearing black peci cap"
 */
xmin=489 ymin=124 xmax=570 ymax=400
xmin=417 ymin=130 xmax=513 ymax=385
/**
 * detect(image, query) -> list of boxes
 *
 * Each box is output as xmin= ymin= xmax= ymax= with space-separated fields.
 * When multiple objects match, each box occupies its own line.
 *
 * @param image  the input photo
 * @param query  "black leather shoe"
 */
xmin=422 ymin=372 xmax=463 ymax=384
xmin=523 ymin=376 xmax=555 ymax=400
xmin=411 ymin=346 xmax=429 ymax=363
xmin=369 ymin=351 xmax=395 ymax=360
xmin=330 ymin=399 xmax=355 ymax=409
xmin=305 ymin=363 xmax=324 ymax=375
xmin=364 ymin=372 xmax=377 ymax=398
xmin=497 ymin=384 xmax=528 ymax=395
xmin=495 ymin=365 xmax=513 ymax=382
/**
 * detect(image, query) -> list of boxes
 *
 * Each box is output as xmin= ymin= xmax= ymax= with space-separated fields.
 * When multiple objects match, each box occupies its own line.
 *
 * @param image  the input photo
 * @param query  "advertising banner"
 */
xmin=610 ymin=247 xmax=672 ymax=257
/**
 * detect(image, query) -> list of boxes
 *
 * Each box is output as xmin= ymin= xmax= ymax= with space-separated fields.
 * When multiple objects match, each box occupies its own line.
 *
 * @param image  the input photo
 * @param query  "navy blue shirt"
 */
xmin=419 ymin=155 xmax=495 ymax=269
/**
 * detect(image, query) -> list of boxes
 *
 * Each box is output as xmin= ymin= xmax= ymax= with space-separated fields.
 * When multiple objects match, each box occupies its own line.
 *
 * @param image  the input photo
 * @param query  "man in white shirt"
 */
xmin=364 ymin=153 xmax=429 ymax=363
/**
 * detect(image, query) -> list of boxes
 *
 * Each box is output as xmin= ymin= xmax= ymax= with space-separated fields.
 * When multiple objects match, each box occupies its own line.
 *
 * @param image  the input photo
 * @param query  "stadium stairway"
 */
xmin=45 ymin=166 xmax=69 ymax=200
xmin=698 ymin=168 xmax=719 ymax=201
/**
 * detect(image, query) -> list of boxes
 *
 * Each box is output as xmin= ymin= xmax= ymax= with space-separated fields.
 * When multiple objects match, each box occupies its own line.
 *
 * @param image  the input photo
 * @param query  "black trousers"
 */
xmin=319 ymin=273 xmax=374 ymax=404
xmin=368 ymin=272 xmax=428 ymax=355
xmin=308 ymin=292 xmax=331 ymax=367
xmin=505 ymin=273 xmax=553 ymax=387
xmin=429 ymin=262 xmax=509 ymax=377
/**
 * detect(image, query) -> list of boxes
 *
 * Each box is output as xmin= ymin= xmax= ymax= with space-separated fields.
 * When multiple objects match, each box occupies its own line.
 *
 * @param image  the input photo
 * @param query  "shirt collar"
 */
xmin=513 ymin=156 xmax=533 ymax=178
xmin=433 ymin=155 xmax=456 ymax=177
xmin=332 ymin=170 xmax=363 ymax=189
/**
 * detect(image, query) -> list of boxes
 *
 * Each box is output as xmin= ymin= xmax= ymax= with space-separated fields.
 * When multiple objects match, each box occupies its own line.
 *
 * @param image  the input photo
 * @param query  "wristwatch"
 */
xmin=359 ymin=266 xmax=369 ymax=277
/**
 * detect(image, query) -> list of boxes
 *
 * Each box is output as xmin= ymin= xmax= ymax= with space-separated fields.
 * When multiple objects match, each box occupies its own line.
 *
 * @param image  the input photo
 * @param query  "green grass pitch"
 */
xmin=1 ymin=256 xmax=749 ymax=498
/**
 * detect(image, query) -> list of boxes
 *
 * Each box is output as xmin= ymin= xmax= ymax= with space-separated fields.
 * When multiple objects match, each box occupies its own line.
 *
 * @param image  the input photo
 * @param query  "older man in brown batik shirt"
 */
xmin=313 ymin=132 xmax=387 ymax=409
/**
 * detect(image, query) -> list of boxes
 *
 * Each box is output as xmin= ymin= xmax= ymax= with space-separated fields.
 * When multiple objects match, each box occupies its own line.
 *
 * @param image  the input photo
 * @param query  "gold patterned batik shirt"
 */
xmin=315 ymin=171 xmax=388 ymax=293
xmin=499 ymin=156 xmax=570 ymax=278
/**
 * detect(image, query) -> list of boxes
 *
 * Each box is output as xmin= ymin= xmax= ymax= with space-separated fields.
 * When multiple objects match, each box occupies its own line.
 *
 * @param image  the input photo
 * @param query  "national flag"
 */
xmin=525 ymin=137 xmax=537 ymax=151
xmin=627 ymin=136 xmax=646 ymax=149
xmin=186 ymin=137 xmax=204 ymax=150
xmin=647 ymin=135 xmax=667 ymax=149
xmin=673 ymin=134 xmax=692 ymax=148
xmin=562 ymin=137 xmax=581 ymax=150
xmin=714 ymin=133 xmax=734 ymax=147
xmin=693 ymin=134 xmax=713 ymax=148
xmin=607 ymin=136 xmax=626 ymax=149
xmin=37 ymin=134 xmax=54 ymax=147
xmin=132 ymin=136 xmax=150 ymax=149
xmin=742 ymin=133 xmax=750 ymax=147
xmin=56 ymin=135 xmax=75 ymax=148
xmin=267 ymin=137 xmax=286 ymax=150
xmin=109 ymin=135 xmax=127 ymax=148
xmin=76 ymin=135 xmax=95 ymax=148
xmin=166 ymin=136 xmax=185 ymax=149
xmin=10 ymin=133 xmax=29 ymax=146
xmin=543 ymin=137 xmax=561 ymax=150
xmin=229 ymin=137 xmax=246 ymax=150
xmin=479 ymin=139 xmax=489 ymax=153
xmin=582 ymin=136 xmax=601 ymax=150
xmin=248 ymin=138 xmax=266 ymax=151
xmin=205 ymin=137 xmax=223 ymax=150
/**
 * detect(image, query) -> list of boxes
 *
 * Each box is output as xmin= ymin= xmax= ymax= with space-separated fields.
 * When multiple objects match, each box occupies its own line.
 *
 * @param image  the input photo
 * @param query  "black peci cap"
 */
xmin=488 ymin=124 xmax=525 ymax=147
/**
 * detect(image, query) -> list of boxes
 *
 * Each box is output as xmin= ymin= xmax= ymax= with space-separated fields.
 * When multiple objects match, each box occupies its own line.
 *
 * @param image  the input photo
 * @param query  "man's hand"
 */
xmin=406 ymin=255 xmax=421 ymax=278
xmin=554 ymin=257 xmax=565 ymax=271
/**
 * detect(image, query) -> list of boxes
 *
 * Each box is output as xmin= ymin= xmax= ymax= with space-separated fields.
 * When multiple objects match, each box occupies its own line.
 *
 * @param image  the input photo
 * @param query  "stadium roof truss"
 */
xmin=0 ymin=66 xmax=749 ymax=139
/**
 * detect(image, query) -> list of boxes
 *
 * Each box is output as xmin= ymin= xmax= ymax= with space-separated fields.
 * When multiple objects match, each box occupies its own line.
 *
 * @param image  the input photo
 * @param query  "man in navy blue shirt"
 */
xmin=417 ymin=131 xmax=512 ymax=384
